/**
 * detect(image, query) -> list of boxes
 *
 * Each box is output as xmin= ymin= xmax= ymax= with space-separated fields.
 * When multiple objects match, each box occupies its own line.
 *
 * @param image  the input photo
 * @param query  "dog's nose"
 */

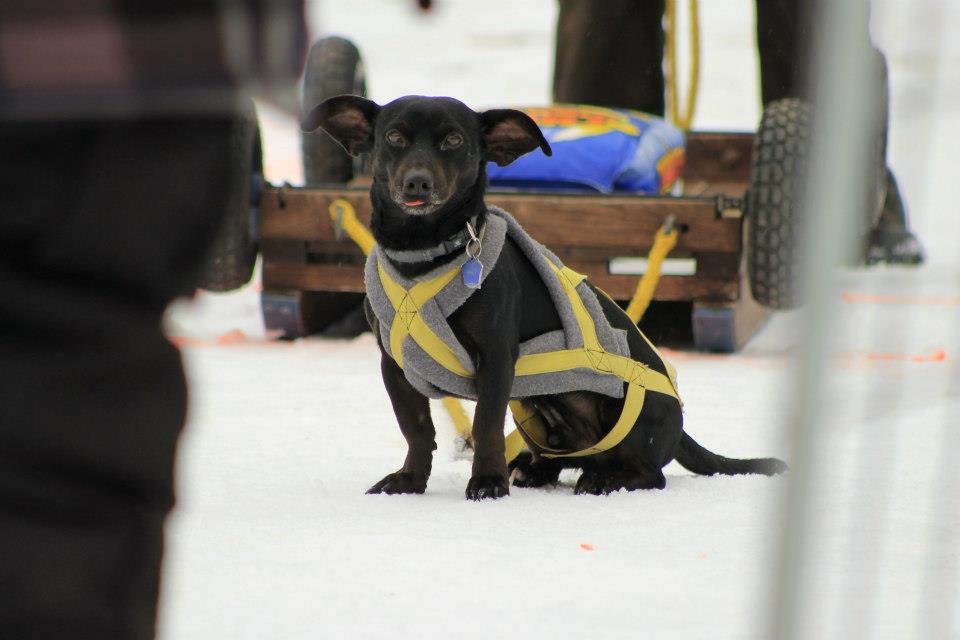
xmin=401 ymin=169 xmax=434 ymax=201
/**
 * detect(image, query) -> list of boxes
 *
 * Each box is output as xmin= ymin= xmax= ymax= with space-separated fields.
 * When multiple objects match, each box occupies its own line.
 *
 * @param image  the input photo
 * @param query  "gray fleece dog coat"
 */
xmin=364 ymin=207 xmax=639 ymax=401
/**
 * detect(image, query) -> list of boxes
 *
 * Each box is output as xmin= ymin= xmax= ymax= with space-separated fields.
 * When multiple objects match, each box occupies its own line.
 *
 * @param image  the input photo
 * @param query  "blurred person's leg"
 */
xmin=755 ymin=0 xmax=923 ymax=263
xmin=0 ymin=116 xmax=235 ymax=639
xmin=755 ymin=0 xmax=816 ymax=105
xmin=553 ymin=0 xmax=666 ymax=116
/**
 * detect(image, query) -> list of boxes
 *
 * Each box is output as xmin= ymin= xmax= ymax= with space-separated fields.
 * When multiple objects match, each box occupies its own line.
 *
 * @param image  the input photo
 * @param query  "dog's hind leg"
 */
xmin=574 ymin=393 xmax=681 ymax=494
xmin=507 ymin=401 xmax=563 ymax=488
xmin=367 ymin=351 xmax=437 ymax=495
xmin=509 ymin=450 xmax=563 ymax=488
xmin=574 ymin=461 xmax=666 ymax=495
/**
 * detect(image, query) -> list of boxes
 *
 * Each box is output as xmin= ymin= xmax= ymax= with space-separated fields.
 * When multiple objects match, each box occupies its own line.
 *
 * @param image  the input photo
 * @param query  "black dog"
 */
xmin=302 ymin=95 xmax=787 ymax=500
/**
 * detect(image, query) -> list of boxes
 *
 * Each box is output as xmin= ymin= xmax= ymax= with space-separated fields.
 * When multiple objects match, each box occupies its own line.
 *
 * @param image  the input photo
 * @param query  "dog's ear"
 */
xmin=479 ymin=109 xmax=552 ymax=167
xmin=301 ymin=95 xmax=381 ymax=156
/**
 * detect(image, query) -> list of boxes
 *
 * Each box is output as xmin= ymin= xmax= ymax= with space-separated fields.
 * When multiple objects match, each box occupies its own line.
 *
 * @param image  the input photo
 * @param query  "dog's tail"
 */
xmin=674 ymin=432 xmax=788 ymax=477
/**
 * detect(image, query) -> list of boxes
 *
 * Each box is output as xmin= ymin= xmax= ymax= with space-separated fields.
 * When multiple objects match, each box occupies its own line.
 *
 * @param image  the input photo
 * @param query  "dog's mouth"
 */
xmin=393 ymin=193 xmax=442 ymax=216
xmin=400 ymin=200 xmax=435 ymax=215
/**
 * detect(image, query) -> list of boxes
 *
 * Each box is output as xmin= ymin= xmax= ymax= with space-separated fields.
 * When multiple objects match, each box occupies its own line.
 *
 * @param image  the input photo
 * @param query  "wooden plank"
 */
xmin=684 ymin=131 xmax=753 ymax=186
xmin=302 ymin=240 xmax=366 ymax=267
xmin=260 ymin=186 xmax=741 ymax=254
xmin=491 ymin=193 xmax=739 ymax=253
xmin=262 ymin=257 xmax=741 ymax=301
xmin=290 ymin=240 xmax=741 ymax=278
xmin=263 ymin=262 xmax=365 ymax=293
xmin=574 ymin=272 xmax=738 ymax=301
xmin=260 ymin=238 xmax=307 ymax=264
xmin=566 ymin=250 xmax=740 ymax=301
xmin=682 ymin=180 xmax=748 ymax=201
xmin=259 ymin=183 xmax=746 ymax=303
xmin=261 ymin=188 xmax=368 ymax=241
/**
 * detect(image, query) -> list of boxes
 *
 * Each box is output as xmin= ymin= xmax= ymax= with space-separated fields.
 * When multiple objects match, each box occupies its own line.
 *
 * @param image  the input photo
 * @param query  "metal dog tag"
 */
xmin=462 ymin=257 xmax=483 ymax=289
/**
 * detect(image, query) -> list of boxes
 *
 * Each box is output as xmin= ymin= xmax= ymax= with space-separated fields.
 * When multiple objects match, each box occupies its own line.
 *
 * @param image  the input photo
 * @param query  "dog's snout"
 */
xmin=402 ymin=169 xmax=434 ymax=200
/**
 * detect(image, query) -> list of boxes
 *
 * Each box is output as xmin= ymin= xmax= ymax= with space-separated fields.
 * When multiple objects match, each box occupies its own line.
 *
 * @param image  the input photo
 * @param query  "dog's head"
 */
xmin=302 ymin=95 xmax=551 ymax=217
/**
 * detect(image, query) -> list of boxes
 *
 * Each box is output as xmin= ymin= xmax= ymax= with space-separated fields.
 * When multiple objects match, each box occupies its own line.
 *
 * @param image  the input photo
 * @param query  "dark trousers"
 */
xmin=553 ymin=0 xmax=667 ymax=115
xmin=553 ymin=0 xmax=871 ymax=110
xmin=552 ymin=0 xmax=908 ymax=236
xmin=0 ymin=117 xmax=235 ymax=639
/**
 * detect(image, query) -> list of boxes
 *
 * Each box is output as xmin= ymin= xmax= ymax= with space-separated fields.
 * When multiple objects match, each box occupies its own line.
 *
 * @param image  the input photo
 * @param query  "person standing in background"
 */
xmin=0 ymin=3 xmax=306 ymax=638
xmin=552 ymin=0 xmax=924 ymax=264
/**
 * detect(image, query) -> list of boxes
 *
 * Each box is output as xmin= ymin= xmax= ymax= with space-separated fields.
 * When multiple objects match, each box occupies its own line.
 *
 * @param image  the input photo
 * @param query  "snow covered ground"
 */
xmin=159 ymin=1 xmax=960 ymax=638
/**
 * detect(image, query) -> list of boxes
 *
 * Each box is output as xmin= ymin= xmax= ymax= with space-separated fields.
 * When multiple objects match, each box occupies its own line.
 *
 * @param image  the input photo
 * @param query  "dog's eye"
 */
xmin=441 ymin=132 xmax=464 ymax=150
xmin=385 ymin=130 xmax=406 ymax=147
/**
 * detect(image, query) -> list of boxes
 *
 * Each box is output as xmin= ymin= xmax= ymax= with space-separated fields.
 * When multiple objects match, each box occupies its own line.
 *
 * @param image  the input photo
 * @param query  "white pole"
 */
xmin=768 ymin=1 xmax=878 ymax=637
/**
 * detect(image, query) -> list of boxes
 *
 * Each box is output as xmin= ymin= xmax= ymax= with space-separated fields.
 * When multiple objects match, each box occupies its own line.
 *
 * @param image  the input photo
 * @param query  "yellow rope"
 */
xmin=625 ymin=216 xmax=680 ymax=323
xmin=329 ymin=198 xmax=375 ymax=255
xmin=442 ymin=397 xmax=472 ymax=440
xmin=665 ymin=0 xmax=701 ymax=130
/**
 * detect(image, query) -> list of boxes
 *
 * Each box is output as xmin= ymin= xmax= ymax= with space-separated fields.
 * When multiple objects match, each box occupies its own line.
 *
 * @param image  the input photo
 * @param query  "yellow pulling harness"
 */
xmin=375 ymin=241 xmax=682 ymax=462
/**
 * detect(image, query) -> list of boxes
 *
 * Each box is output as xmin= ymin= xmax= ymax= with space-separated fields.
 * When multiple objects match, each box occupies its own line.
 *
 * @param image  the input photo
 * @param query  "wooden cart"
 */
xmin=258 ymin=130 xmax=771 ymax=352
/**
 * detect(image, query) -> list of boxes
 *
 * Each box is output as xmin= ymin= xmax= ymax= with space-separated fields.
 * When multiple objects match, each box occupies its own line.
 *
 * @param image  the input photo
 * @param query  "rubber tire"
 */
xmin=746 ymin=98 xmax=811 ymax=310
xmin=199 ymin=100 xmax=262 ymax=292
xmin=301 ymin=37 xmax=367 ymax=184
xmin=295 ymin=37 xmax=370 ymax=338
xmin=747 ymin=96 xmax=888 ymax=309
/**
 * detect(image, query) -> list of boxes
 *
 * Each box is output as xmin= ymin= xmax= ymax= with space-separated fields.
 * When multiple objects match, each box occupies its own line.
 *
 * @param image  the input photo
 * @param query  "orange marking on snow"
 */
xmin=579 ymin=543 xmax=596 ymax=551
xmin=842 ymin=292 xmax=960 ymax=306
xmin=918 ymin=350 xmax=947 ymax=362
xmin=864 ymin=349 xmax=947 ymax=363
xmin=169 ymin=329 xmax=286 ymax=348
xmin=215 ymin=329 xmax=250 ymax=345
xmin=658 ymin=347 xmax=730 ymax=361
xmin=169 ymin=335 xmax=205 ymax=348
xmin=835 ymin=350 xmax=949 ymax=370
xmin=863 ymin=349 xmax=947 ymax=362
xmin=658 ymin=348 xmax=787 ymax=367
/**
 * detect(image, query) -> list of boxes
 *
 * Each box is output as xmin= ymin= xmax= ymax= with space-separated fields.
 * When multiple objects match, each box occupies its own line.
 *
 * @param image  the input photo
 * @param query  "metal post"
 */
xmin=767 ymin=0 xmax=879 ymax=637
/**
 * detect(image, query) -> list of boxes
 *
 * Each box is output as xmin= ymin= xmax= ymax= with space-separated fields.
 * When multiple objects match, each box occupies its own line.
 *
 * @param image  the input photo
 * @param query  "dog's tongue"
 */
xmin=404 ymin=199 xmax=426 ymax=207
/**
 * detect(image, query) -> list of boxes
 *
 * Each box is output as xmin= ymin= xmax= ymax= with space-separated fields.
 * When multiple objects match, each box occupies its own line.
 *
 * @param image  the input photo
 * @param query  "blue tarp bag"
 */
xmin=487 ymin=105 xmax=685 ymax=194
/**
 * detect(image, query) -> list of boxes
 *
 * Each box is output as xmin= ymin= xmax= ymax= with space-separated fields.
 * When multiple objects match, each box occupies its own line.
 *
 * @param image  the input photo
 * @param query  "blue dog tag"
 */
xmin=462 ymin=258 xmax=483 ymax=289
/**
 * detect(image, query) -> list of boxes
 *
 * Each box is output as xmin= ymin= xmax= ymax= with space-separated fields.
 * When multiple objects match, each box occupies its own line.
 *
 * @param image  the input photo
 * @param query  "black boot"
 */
xmin=866 ymin=169 xmax=925 ymax=265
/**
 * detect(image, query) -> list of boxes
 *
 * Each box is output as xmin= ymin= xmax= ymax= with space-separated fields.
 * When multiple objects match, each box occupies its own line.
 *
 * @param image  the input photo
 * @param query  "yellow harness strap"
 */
xmin=509 ymin=261 xmax=679 ymax=458
xmin=377 ymin=260 xmax=473 ymax=378
xmin=377 ymin=253 xmax=680 ymax=461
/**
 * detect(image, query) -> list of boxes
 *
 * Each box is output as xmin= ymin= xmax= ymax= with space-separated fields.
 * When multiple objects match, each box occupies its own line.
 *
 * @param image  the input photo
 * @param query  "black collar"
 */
xmin=381 ymin=214 xmax=480 ymax=264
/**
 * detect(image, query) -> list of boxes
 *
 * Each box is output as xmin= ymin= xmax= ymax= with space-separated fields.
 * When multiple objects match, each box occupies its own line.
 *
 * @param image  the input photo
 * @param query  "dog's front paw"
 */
xmin=367 ymin=471 xmax=427 ymax=495
xmin=465 ymin=475 xmax=509 ymax=500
